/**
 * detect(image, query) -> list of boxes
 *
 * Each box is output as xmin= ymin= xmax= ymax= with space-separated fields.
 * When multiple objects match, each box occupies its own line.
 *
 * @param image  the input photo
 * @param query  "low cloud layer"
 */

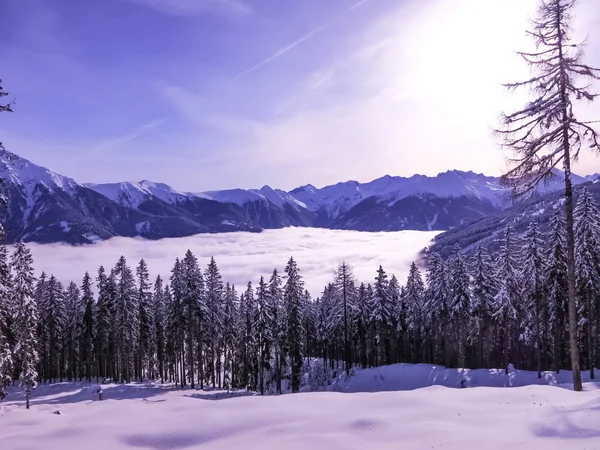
xmin=28 ymin=228 xmax=439 ymax=297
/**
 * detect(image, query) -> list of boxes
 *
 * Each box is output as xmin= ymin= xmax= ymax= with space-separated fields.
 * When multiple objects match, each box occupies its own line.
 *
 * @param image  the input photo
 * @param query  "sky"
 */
xmin=1 ymin=0 xmax=600 ymax=192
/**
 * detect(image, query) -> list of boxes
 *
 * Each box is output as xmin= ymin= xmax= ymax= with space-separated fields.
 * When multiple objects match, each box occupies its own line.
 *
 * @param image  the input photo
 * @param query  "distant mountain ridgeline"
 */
xmin=0 ymin=148 xmax=591 ymax=244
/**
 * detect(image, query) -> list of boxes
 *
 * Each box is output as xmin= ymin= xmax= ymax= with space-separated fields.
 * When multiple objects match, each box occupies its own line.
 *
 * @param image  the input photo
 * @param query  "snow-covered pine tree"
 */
xmin=95 ymin=266 xmax=115 ymax=381
xmin=283 ymin=257 xmax=304 ymax=393
xmin=0 ymin=244 xmax=13 ymax=352
xmin=546 ymin=206 xmax=569 ymax=372
xmin=425 ymin=252 xmax=450 ymax=366
xmin=222 ymin=283 xmax=237 ymax=390
xmin=11 ymin=242 xmax=39 ymax=409
xmin=113 ymin=256 xmax=139 ymax=383
xmin=34 ymin=273 xmax=48 ymax=381
xmin=352 ymin=283 xmax=370 ymax=369
xmin=267 ymin=269 xmax=284 ymax=393
xmin=0 ymin=242 xmax=12 ymax=403
xmin=522 ymin=221 xmax=547 ymax=378
xmin=164 ymin=282 xmax=180 ymax=385
xmin=0 ymin=340 xmax=12 ymax=404
xmin=449 ymin=245 xmax=471 ymax=368
xmin=168 ymin=259 xmax=185 ymax=386
xmin=574 ymin=188 xmax=600 ymax=379
xmin=136 ymin=259 xmax=152 ymax=381
xmin=370 ymin=266 xmax=392 ymax=366
xmin=316 ymin=283 xmax=336 ymax=367
xmin=44 ymin=275 xmax=66 ymax=382
xmin=388 ymin=275 xmax=402 ymax=364
xmin=493 ymin=225 xmax=521 ymax=374
xmin=237 ymin=283 xmax=256 ymax=390
xmin=152 ymin=275 xmax=166 ymax=382
xmin=302 ymin=289 xmax=315 ymax=366
xmin=255 ymin=276 xmax=272 ymax=394
xmin=404 ymin=262 xmax=426 ymax=364
xmin=334 ymin=262 xmax=356 ymax=375
xmin=181 ymin=250 xmax=205 ymax=389
xmin=63 ymin=281 xmax=80 ymax=381
xmin=470 ymin=245 xmax=497 ymax=369
xmin=204 ymin=257 xmax=223 ymax=388
xmin=496 ymin=0 xmax=600 ymax=392
xmin=79 ymin=272 xmax=94 ymax=382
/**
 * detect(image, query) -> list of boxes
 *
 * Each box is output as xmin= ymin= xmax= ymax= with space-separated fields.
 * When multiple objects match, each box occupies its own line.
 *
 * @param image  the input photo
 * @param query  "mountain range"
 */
xmin=0 ymin=149 xmax=591 ymax=244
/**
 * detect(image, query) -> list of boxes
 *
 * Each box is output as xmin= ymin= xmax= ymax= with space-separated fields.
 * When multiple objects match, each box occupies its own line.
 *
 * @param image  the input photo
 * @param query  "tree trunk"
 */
xmin=556 ymin=3 xmax=583 ymax=391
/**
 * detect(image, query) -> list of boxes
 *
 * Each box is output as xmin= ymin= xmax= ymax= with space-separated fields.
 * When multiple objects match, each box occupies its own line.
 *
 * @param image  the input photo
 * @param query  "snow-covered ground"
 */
xmin=2 ymin=364 xmax=600 ymax=450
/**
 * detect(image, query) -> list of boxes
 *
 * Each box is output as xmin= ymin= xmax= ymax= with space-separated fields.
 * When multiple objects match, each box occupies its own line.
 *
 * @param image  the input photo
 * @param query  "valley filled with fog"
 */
xmin=28 ymin=228 xmax=439 ymax=296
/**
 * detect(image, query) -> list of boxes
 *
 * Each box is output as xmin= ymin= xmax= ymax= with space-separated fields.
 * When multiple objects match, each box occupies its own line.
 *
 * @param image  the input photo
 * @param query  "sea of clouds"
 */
xmin=28 ymin=228 xmax=439 ymax=296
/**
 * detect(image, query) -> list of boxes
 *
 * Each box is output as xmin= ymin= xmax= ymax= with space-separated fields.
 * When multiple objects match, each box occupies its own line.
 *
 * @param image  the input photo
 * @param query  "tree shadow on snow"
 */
xmin=532 ymin=400 xmax=600 ymax=440
xmin=14 ymin=382 xmax=175 ymax=407
xmin=183 ymin=390 xmax=256 ymax=401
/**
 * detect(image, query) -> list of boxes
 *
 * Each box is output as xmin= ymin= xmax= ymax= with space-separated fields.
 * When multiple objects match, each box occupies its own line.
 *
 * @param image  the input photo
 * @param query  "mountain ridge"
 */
xmin=0 ymin=149 xmax=589 ymax=244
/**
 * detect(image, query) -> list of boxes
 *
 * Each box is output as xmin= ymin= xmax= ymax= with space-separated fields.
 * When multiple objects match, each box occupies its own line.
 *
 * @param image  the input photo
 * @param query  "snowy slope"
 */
xmin=289 ymin=170 xmax=588 ymax=219
xmin=0 ymin=150 xmax=81 ymax=206
xmin=202 ymin=185 xmax=306 ymax=211
xmin=85 ymin=180 xmax=197 ymax=208
xmin=1 ymin=364 xmax=600 ymax=450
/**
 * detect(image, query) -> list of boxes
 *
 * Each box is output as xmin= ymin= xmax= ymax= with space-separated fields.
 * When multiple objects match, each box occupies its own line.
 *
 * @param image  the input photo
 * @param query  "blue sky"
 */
xmin=1 ymin=0 xmax=599 ymax=191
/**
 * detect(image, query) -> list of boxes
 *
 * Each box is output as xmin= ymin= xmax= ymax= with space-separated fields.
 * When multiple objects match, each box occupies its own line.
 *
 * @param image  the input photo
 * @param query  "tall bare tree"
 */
xmin=496 ymin=0 xmax=599 ymax=391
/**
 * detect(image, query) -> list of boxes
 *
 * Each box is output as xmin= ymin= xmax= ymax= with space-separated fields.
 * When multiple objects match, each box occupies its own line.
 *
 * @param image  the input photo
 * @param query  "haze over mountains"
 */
xmin=0 ymin=149 xmax=591 ymax=244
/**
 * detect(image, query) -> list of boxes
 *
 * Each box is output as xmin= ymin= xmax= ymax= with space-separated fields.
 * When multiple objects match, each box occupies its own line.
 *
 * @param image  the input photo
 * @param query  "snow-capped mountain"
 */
xmin=0 ymin=149 xmax=590 ymax=244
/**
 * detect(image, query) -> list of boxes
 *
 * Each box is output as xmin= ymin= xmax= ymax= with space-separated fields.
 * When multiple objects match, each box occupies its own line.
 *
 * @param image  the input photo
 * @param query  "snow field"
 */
xmin=2 ymin=364 xmax=600 ymax=450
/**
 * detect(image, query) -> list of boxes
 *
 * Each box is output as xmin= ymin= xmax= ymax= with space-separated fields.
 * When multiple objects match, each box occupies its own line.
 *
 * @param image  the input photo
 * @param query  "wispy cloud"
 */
xmin=235 ymin=20 xmax=335 ymax=78
xmin=127 ymin=0 xmax=252 ymax=18
xmin=85 ymin=118 xmax=167 ymax=159
xmin=236 ymin=0 xmax=371 ymax=78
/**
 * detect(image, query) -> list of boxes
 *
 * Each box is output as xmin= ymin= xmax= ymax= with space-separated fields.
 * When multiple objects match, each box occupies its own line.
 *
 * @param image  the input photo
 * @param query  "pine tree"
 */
xmin=95 ymin=266 xmax=115 ymax=381
xmin=256 ymin=276 xmax=272 ymax=394
xmin=283 ymin=257 xmax=304 ymax=393
xmin=425 ymin=253 xmax=450 ymax=365
xmin=522 ymin=221 xmax=547 ymax=377
xmin=63 ymin=281 xmax=80 ymax=381
xmin=404 ymin=263 xmax=426 ymax=364
xmin=0 ymin=243 xmax=13 ymax=402
xmin=204 ymin=257 xmax=223 ymax=388
xmin=79 ymin=272 xmax=94 ymax=382
xmin=449 ymin=246 xmax=471 ymax=368
xmin=0 ymin=244 xmax=13 ymax=350
xmin=12 ymin=242 xmax=39 ymax=409
xmin=152 ymin=275 xmax=166 ymax=383
xmin=352 ymin=283 xmax=370 ymax=369
xmin=470 ymin=245 xmax=497 ymax=368
xmin=0 ymin=341 xmax=12 ymax=404
xmin=181 ymin=250 xmax=205 ymax=389
xmin=546 ymin=206 xmax=569 ymax=372
xmin=43 ymin=276 xmax=66 ymax=382
xmin=168 ymin=259 xmax=185 ymax=386
xmin=136 ymin=259 xmax=152 ymax=381
xmin=238 ymin=283 xmax=257 ymax=390
xmin=267 ymin=269 xmax=284 ymax=393
xmin=574 ymin=188 xmax=600 ymax=378
xmin=370 ymin=266 xmax=392 ymax=366
xmin=334 ymin=262 xmax=355 ymax=375
xmin=114 ymin=256 xmax=138 ymax=383
xmin=496 ymin=0 xmax=600 ymax=392
xmin=222 ymin=283 xmax=237 ymax=390
xmin=493 ymin=226 xmax=521 ymax=374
